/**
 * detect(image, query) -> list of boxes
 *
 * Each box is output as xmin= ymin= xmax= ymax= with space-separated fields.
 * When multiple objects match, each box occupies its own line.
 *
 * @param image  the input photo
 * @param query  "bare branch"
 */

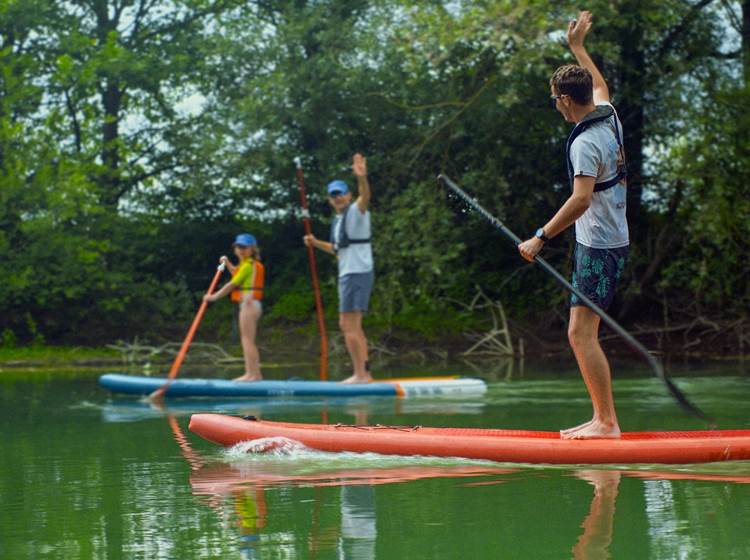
xmin=653 ymin=0 xmax=716 ymax=64
xmin=711 ymin=49 xmax=741 ymax=58
xmin=129 ymin=0 xmax=241 ymax=47
xmin=719 ymin=0 xmax=743 ymax=32
xmin=364 ymin=92 xmax=466 ymax=111
xmin=409 ymin=76 xmax=497 ymax=165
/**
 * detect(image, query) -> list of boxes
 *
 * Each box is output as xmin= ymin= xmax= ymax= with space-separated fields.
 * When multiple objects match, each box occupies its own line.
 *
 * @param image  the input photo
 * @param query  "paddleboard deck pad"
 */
xmin=99 ymin=373 xmax=486 ymax=398
xmin=188 ymin=414 xmax=750 ymax=465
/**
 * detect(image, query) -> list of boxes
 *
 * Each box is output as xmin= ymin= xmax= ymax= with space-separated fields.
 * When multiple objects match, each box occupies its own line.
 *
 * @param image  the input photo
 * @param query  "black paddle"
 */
xmin=437 ymin=173 xmax=711 ymax=424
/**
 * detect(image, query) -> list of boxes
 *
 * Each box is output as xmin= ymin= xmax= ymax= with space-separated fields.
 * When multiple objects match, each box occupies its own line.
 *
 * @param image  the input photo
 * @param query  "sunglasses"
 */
xmin=329 ymin=191 xmax=345 ymax=198
xmin=550 ymin=94 xmax=567 ymax=109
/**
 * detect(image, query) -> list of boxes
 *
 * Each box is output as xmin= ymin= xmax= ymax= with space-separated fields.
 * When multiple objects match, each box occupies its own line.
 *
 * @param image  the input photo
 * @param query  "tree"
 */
xmin=43 ymin=0 xmax=245 ymax=210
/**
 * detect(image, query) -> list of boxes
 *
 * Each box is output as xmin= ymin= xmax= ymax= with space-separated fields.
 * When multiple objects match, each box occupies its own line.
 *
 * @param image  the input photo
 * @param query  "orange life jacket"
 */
xmin=230 ymin=258 xmax=265 ymax=303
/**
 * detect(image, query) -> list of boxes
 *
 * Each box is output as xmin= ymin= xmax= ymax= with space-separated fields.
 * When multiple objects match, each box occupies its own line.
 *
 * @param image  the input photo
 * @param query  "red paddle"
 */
xmin=295 ymin=157 xmax=329 ymax=381
xmin=149 ymin=263 xmax=226 ymax=400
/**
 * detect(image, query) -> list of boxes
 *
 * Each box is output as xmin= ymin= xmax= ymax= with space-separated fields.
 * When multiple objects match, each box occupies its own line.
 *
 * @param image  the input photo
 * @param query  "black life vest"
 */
xmin=565 ymin=105 xmax=627 ymax=192
xmin=329 ymin=204 xmax=371 ymax=252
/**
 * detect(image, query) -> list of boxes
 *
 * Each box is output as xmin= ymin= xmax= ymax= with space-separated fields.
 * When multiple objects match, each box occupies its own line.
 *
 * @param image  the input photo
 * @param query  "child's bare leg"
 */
xmin=235 ymin=301 xmax=262 ymax=381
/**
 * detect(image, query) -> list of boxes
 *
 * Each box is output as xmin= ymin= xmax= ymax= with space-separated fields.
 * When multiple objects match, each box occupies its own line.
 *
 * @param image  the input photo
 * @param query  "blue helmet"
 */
xmin=326 ymin=180 xmax=349 ymax=196
xmin=232 ymin=233 xmax=257 ymax=247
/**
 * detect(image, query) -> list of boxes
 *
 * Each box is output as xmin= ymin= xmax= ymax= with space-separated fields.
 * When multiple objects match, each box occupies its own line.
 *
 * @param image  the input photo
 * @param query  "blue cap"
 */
xmin=233 ymin=233 xmax=257 ymax=247
xmin=326 ymin=180 xmax=349 ymax=196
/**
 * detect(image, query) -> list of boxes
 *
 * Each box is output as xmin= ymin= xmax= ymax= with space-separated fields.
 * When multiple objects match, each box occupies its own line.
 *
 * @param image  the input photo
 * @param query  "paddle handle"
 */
xmin=150 ymin=263 xmax=226 ymax=399
xmin=295 ymin=157 xmax=329 ymax=381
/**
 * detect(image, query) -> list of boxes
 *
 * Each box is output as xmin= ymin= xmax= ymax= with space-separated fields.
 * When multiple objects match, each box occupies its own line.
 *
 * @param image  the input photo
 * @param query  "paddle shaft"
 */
xmin=150 ymin=263 xmax=225 ymax=398
xmin=437 ymin=173 xmax=710 ymax=422
xmin=295 ymin=157 xmax=329 ymax=381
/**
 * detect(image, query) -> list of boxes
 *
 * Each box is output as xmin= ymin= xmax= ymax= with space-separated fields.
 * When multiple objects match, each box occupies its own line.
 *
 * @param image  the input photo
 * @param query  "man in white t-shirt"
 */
xmin=518 ymin=11 xmax=628 ymax=439
xmin=304 ymin=153 xmax=374 ymax=384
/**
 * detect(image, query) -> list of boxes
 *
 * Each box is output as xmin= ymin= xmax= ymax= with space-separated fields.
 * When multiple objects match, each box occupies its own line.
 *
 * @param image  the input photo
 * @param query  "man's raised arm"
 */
xmin=567 ymin=10 xmax=610 ymax=105
xmin=352 ymin=153 xmax=371 ymax=213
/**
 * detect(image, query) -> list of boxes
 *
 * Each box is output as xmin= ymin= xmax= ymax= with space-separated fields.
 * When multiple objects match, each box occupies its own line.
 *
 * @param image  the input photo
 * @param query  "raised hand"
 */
xmin=567 ymin=10 xmax=593 ymax=50
xmin=352 ymin=153 xmax=367 ymax=178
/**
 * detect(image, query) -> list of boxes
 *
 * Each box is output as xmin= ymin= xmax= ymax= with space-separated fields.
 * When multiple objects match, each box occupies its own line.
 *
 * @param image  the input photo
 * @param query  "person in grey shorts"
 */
xmin=518 ymin=11 xmax=629 ymax=439
xmin=304 ymin=153 xmax=374 ymax=383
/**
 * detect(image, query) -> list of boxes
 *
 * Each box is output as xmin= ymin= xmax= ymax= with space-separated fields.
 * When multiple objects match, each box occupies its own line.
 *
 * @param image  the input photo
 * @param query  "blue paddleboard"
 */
xmin=98 ymin=373 xmax=486 ymax=398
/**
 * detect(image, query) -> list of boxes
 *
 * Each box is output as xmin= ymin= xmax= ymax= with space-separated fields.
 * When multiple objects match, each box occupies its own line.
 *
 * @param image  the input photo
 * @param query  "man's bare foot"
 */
xmin=340 ymin=374 xmax=372 ymax=384
xmin=233 ymin=373 xmax=262 ymax=382
xmin=561 ymin=419 xmax=594 ymax=437
xmin=561 ymin=420 xmax=621 ymax=440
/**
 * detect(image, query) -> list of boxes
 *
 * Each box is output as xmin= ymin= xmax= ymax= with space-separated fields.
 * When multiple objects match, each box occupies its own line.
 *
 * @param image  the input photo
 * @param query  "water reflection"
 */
xmin=623 ymin=469 xmax=750 ymax=484
xmin=187 ymin=462 xmax=516 ymax=559
xmin=188 ymin=462 xmax=516 ymax=491
xmin=217 ymin=478 xmax=377 ymax=559
xmin=234 ymin=486 xmax=267 ymax=559
xmin=99 ymin=395 xmax=485 ymax=423
xmin=169 ymin=412 xmax=514 ymax=557
xmin=338 ymin=485 xmax=376 ymax=559
xmin=572 ymin=470 xmax=620 ymax=560
xmin=460 ymin=357 xmax=522 ymax=382
xmin=643 ymin=479 xmax=694 ymax=559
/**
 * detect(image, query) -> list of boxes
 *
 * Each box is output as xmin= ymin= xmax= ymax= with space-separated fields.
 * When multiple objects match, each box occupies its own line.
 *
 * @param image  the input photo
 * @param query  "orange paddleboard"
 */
xmin=189 ymin=414 xmax=750 ymax=465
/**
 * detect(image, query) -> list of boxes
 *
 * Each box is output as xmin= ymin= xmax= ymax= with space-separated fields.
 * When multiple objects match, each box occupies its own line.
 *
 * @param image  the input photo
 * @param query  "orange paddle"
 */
xmin=149 ymin=263 xmax=226 ymax=400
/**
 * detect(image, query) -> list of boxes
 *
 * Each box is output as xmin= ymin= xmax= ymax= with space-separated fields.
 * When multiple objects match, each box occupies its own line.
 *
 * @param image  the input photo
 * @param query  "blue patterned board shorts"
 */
xmin=570 ymin=243 xmax=629 ymax=310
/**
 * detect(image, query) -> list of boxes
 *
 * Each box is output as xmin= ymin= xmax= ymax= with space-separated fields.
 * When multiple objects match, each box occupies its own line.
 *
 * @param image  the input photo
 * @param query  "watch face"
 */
xmin=536 ymin=228 xmax=545 ymax=238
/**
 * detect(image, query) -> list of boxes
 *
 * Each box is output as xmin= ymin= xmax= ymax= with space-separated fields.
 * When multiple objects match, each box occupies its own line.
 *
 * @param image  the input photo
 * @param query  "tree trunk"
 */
xmin=92 ymin=0 xmax=124 ymax=209
xmin=743 ymin=0 xmax=750 ymax=85
xmin=100 ymin=79 xmax=122 ymax=208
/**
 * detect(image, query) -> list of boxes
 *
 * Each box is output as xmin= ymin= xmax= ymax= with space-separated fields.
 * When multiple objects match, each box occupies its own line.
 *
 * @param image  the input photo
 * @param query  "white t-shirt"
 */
xmin=332 ymin=204 xmax=374 ymax=277
xmin=569 ymin=103 xmax=629 ymax=249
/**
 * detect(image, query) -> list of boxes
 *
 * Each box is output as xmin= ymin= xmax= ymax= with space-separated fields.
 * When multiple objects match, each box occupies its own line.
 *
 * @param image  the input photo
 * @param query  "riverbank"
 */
xmin=1 ymin=323 xmax=747 ymax=372
xmin=0 ymin=346 xmax=123 ymax=369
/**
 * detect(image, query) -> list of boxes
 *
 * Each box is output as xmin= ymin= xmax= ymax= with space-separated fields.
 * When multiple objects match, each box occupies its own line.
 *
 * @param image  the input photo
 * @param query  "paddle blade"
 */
xmin=148 ymin=263 xmax=226 ymax=401
xmin=664 ymin=377 xmax=714 ymax=426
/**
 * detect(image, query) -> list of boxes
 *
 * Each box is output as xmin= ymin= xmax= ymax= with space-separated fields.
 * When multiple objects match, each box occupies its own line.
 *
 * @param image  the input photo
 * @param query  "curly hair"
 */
xmin=550 ymin=65 xmax=593 ymax=105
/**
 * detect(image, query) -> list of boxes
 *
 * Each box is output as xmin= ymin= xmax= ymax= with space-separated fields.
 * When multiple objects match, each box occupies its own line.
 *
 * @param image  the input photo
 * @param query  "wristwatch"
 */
xmin=535 ymin=228 xmax=549 ymax=243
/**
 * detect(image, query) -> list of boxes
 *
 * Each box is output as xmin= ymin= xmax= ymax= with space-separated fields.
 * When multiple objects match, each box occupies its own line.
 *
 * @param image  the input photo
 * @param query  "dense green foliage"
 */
xmin=0 ymin=1 xmax=747 ymax=351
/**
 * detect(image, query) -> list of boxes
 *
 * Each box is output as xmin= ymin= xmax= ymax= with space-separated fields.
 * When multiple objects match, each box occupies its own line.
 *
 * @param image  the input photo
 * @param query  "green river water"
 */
xmin=2 ymin=361 xmax=749 ymax=559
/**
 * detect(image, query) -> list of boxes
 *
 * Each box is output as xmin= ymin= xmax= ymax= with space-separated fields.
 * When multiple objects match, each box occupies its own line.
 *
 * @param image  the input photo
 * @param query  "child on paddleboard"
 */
xmin=203 ymin=233 xmax=265 ymax=381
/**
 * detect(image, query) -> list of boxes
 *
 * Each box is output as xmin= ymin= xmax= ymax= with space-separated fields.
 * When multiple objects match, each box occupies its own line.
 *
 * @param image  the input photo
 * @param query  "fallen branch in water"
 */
xmin=596 ymin=316 xmax=749 ymax=358
xmin=448 ymin=285 xmax=517 ymax=358
xmin=106 ymin=339 xmax=240 ymax=365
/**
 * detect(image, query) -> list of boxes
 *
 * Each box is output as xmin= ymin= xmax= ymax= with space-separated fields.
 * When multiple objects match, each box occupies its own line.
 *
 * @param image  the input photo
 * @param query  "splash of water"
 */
xmin=228 ymin=437 xmax=309 ymax=456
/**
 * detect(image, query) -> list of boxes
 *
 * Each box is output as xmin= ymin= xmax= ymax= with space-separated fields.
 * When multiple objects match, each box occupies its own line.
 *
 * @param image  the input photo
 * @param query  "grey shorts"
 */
xmin=571 ymin=242 xmax=628 ymax=311
xmin=338 ymin=271 xmax=374 ymax=313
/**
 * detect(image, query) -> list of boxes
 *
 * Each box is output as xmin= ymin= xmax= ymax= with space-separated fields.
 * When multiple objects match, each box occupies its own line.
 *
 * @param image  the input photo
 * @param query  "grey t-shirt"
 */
xmin=569 ymin=103 xmax=629 ymax=249
xmin=332 ymin=204 xmax=374 ymax=277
